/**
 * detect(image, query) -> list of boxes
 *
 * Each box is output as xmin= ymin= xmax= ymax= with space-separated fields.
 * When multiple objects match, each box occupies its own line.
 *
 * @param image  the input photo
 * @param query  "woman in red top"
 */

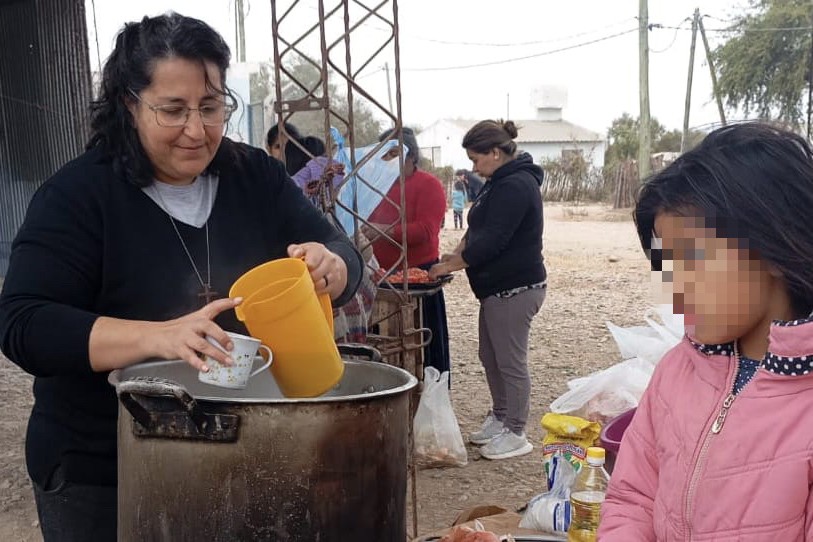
xmin=366 ymin=127 xmax=450 ymax=375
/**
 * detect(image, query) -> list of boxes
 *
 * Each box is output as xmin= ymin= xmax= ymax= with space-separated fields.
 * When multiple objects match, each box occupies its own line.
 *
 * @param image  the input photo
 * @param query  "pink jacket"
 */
xmin=599 ymin=321 xmax=813 ymax=541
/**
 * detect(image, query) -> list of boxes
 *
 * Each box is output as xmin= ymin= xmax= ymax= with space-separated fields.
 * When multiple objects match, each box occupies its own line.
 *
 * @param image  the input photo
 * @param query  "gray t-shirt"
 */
xmin=142 ymin=173 xmax=218 ymax=227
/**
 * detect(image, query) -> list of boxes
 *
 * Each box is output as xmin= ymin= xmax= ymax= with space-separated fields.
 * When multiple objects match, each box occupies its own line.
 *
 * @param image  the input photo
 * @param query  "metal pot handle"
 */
xmin=117 ymin=376 xmax=239 ymax=442
xmin=337 ymin=343 xmax=383 ymax=362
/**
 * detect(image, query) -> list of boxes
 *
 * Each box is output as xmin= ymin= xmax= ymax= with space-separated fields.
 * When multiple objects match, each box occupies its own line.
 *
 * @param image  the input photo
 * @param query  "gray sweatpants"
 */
xmin=478 ymin=287 xmax=546 ymax=434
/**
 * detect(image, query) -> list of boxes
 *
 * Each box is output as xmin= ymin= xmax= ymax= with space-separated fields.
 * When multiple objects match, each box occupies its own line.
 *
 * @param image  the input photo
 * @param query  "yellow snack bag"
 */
xmin=541 ymin=413 xmax=601 ymax=481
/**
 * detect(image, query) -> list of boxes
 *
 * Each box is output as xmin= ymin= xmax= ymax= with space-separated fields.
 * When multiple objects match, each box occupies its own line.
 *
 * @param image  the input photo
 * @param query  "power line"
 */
xmin=395 ymin=17 xmax=637 ymax=47
xmin=402 ymin=27 xmax=638 ymax=72
xmin=659 ymin=23 xmax=812 ymax=33
xmin=356 ymin=66 xmax=386 ymax=80
xmin=701 ymin=14 xmax=739 ymax=25
xmin=650 ymin=17 xmax=692 ymax=53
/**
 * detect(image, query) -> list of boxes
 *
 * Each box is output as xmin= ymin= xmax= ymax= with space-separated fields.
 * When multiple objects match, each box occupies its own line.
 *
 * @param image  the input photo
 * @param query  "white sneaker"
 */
xmin=469 ymin=412 xmax=505 ymax=445
xmin=479 ymin=428 xmax=533 ymax=460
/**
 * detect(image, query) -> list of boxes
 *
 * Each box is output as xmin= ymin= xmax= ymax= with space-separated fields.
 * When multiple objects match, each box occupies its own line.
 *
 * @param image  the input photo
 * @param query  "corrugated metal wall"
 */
xmin=0 ymin=0 xmax=92 ymax=275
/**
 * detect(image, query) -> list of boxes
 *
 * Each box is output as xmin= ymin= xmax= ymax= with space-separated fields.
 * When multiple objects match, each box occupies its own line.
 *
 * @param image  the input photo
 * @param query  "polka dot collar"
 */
xmin=687 ymin=337 xmax=736 ymax=357
xmin=688 ymin=336 xmax=813 ymax=377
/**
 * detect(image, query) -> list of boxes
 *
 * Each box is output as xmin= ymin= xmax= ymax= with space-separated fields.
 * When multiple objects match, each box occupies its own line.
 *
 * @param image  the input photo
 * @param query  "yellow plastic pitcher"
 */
xmin=229 ymin=258 xmax=342 ymax=398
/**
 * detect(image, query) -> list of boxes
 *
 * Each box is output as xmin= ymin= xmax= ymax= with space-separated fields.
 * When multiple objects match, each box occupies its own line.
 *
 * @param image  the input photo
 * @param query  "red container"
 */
xmin=599 ymin=408 xmax=637 ymax=474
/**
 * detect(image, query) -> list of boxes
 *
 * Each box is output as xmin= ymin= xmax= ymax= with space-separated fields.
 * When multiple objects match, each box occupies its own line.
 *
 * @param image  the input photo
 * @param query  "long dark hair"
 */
xmin=87 ymin=12 xmax=236 ymax=187
xmin=635 ymin=122 xmax=813 ymax=317
xmin=285 ymin=135 xmax=325 ymax=175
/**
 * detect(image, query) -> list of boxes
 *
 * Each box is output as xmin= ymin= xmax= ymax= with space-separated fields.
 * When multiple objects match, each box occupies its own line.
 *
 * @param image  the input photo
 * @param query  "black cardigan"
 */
xmin=462 ymin=152 xmax=546 ymax=299
xmin=0 ymin=139 xmax=362 ymax=486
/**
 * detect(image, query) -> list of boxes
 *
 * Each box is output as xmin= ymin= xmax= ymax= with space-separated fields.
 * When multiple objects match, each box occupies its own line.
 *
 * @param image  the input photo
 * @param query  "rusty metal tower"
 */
xmin=269 ymin=2 xmax=428 ymax=536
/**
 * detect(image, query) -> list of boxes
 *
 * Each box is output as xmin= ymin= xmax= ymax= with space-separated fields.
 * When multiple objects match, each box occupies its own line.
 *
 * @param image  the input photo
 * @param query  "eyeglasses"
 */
xmin=128 ymin=90 xmax=235 ymax=127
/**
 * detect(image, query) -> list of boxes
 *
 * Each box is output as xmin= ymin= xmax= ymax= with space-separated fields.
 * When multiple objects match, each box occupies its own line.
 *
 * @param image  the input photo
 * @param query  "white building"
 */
xmin=417 ymin=86 xmax=606 ymax=171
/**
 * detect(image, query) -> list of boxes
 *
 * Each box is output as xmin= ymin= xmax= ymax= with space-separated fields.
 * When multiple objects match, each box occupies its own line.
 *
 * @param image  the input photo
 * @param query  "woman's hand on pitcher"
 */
xmin=288 ymin=242 xmax=348 ymax=300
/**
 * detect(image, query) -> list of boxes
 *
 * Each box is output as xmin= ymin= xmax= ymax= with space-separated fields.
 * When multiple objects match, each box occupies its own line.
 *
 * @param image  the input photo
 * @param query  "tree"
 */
xmin=713 ymin=0 xmax=811 ymax=126
xmin=605 ymin=113 xmax=665 ymax=165
xmin=249 ymin=62 xmax=273 ymax=105
xmin=654 ymin=129 xmax=706 ymax=153
xmin=270 ymin=57 xmax=383 ymax=146
xmin=605 ymin=115 xmax=706 ymax=166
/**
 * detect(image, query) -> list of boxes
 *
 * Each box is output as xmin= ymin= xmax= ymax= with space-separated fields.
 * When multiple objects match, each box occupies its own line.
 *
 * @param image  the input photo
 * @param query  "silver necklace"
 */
xmin=166 ymin=217 xmax=218 ymax=304
xmin=152 ymin=186 xmax=218 ymax=304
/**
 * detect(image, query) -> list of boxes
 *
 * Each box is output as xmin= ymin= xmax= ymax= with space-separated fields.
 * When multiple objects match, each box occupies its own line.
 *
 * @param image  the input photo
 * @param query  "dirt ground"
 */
xmin=0 ymin=203 xmax=651 ymax=541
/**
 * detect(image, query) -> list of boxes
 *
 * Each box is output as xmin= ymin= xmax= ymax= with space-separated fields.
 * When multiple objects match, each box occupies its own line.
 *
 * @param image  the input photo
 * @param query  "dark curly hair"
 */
xmin=87 ymin=12 xmax=236 ymax=187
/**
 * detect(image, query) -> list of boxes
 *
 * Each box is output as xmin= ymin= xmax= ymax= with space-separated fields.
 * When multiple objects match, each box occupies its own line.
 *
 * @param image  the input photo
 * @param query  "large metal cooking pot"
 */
xmin=109 ymin=345 xmax=417 ymax=541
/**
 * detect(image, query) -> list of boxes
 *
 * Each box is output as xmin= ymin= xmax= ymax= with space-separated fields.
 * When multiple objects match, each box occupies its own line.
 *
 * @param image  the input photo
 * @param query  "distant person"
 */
xmin=456 ymin=169 xmax=484 ymax=201
xmin=366 ymin=127 xmax=450 ymax=376
xmin=265 ymin=121 xmax=302 ymax=170
xmin=451 ymin=180 xmax=467 ymax=229
xmin=430 ymin=119 xmax=546 ymax=460
xmin=285 ymin=135 xmax=325 ymax=178
xmin=290 ymin=130 xmax=346 ymax=207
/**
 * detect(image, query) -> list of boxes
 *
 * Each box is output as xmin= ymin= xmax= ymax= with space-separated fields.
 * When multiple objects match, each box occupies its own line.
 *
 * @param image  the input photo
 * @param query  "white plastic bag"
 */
xmin=550 ymin=357 xmax=653 ymax=424
xmin=607 ymin=304 xmax=683 ymax=365
xmin=519 ymin=453 xmax=575 ymax=535
xmin=413 ymin=367 xmax=467 ymax=468
xmin=550 ymin=305 xmax=683 ymax=424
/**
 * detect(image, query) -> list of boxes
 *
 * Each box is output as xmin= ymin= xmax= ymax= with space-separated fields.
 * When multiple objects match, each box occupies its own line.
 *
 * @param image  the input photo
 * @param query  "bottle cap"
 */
xmin=586 ymin=446 xmax=606 ymax=465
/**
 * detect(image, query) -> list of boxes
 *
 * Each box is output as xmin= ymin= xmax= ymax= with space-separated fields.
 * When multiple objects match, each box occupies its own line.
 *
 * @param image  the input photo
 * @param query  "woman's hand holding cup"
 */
xmin=147 ymin=297 xmax=242 ymax=372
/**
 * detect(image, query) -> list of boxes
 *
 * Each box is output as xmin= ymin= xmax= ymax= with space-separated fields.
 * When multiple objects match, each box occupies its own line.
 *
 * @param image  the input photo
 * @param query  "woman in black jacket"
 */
xmin=430 ymin=119 xmax=546 ymax=460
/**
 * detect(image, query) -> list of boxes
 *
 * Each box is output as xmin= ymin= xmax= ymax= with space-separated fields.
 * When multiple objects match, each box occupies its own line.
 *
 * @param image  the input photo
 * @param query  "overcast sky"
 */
xmin=85 ymin=0 xmax=750 ymax=137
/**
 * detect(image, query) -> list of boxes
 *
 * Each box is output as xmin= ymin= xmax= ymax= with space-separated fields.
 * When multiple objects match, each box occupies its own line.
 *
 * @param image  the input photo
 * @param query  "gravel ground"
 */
xmin=0 ymin=203 xmax=651 ymax=540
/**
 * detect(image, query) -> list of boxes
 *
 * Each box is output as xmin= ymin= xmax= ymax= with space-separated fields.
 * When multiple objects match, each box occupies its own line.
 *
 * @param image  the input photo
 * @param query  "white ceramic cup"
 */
xmin=198 ymin=331 xmax=273 ymax=389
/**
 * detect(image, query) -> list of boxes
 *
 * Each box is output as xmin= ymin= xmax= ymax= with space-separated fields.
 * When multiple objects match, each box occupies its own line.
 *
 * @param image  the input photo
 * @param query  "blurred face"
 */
xmin=128 ymin=57 xmax=226 ymax=185
xmin=653 ymin=212 xmax=792 ymax=353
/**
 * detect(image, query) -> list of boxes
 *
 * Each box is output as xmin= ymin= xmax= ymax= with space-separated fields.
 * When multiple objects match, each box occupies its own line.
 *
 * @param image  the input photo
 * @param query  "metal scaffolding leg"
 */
xmin=269 ymin=2 xmax=420 ymax=538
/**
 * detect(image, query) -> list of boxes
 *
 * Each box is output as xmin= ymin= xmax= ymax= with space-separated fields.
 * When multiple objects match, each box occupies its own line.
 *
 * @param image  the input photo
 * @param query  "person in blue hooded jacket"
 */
xmin=430 ymin=119 xmax=546 ymax=461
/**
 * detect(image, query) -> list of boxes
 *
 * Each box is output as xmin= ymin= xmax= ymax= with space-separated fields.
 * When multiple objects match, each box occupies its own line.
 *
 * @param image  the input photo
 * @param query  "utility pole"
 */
xmin=506 ymin=93 xmax=510 ymax=119
xmin=638 ymin=0 xmax=651 ymax=182
xmin=235 ymin=0 xmax=247 ymax=62
xmin=384 ymin=62 xmax=394 ymax=112
xmin=682 ymin=9 xmax=699 ymax=153
xmin=697 ymin=15 xmax=725 ymax=126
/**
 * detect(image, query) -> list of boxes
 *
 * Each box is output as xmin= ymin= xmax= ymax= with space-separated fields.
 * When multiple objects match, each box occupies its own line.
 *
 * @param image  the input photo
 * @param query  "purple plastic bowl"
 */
xmin=599 ymin=408 xmax=637 ymax=474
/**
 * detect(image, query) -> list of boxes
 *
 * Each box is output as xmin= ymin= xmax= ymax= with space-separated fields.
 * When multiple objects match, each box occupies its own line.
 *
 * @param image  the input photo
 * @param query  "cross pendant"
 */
xmin=198 ymin=283 xmax=219 ymax=305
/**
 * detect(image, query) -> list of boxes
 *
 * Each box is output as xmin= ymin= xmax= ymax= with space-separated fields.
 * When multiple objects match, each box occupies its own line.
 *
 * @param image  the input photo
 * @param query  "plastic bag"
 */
xmin=549 ymin=357 xmax=653 ymax=424
xmin=520 ymin=453 xmax=576 ymax=534
xmin=549 ymin=305 xmax=682 ymax=424
xmin=334 ymin=140 xmax=404 ymax=235
xmin=607 ymin=304 xmax=683 ymax=364
xmin=414 ymin=367 xmax=468 ymax=468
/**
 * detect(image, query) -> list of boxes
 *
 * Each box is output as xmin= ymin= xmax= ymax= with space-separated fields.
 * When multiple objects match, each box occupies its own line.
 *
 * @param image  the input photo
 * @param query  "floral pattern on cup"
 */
xmin=198 ymin=331 xmax=272 ymax=389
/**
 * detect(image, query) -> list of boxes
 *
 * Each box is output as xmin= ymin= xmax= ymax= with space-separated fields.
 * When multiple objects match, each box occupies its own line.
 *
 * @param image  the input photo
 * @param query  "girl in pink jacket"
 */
xmin=600 ymin=123 xmax=813 ymax=541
